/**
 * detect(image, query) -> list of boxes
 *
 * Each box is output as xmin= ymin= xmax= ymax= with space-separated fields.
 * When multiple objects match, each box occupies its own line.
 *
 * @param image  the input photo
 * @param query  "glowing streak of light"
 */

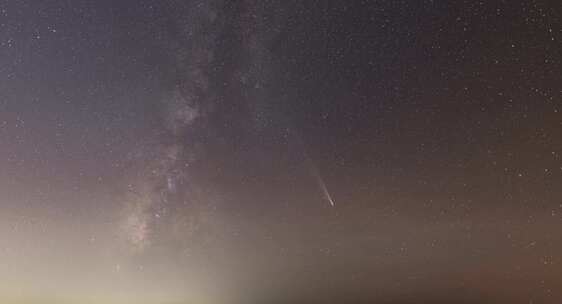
xmin=310 ymin=164 xmax=335 ymax=207
xmin=318 ymin=175 xmax=335 ymax=207
xmin=288 ymin=122 xmax=337 ymax=207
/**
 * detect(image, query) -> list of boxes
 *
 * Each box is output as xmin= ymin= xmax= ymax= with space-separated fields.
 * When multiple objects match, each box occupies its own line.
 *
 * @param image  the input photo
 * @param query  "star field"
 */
xmin=0 ymin=1 xmax=561 ymax=303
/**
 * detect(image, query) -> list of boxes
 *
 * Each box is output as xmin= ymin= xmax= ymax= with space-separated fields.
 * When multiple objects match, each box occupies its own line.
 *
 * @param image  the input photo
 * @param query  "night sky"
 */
xmin=0 ymin=1 xmax=561 ymax=303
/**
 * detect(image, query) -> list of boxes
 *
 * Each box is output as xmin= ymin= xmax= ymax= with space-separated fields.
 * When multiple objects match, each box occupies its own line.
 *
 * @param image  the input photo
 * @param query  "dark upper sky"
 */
xmin=0 ymin=1 xmax=561 ymax=303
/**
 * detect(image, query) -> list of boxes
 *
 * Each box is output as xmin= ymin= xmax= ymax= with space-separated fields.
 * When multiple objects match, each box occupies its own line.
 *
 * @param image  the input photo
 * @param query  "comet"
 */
xmin=309 ymin=161 xmax=335 ymax=207
xmin=317 ymin=174 xmax=335 ymax=207
xmin=288 ymin=125 xmax=336 ymax=207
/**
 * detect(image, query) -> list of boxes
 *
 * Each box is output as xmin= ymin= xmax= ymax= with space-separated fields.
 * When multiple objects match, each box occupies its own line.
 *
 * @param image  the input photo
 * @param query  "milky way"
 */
xmin=0 ymin=1 xmax=561 ymax=303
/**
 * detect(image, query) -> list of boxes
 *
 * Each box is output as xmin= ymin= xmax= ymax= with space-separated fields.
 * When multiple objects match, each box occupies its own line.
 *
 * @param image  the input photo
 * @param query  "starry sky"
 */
xmin=0 ymin=1 xmax=561 ymax=303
